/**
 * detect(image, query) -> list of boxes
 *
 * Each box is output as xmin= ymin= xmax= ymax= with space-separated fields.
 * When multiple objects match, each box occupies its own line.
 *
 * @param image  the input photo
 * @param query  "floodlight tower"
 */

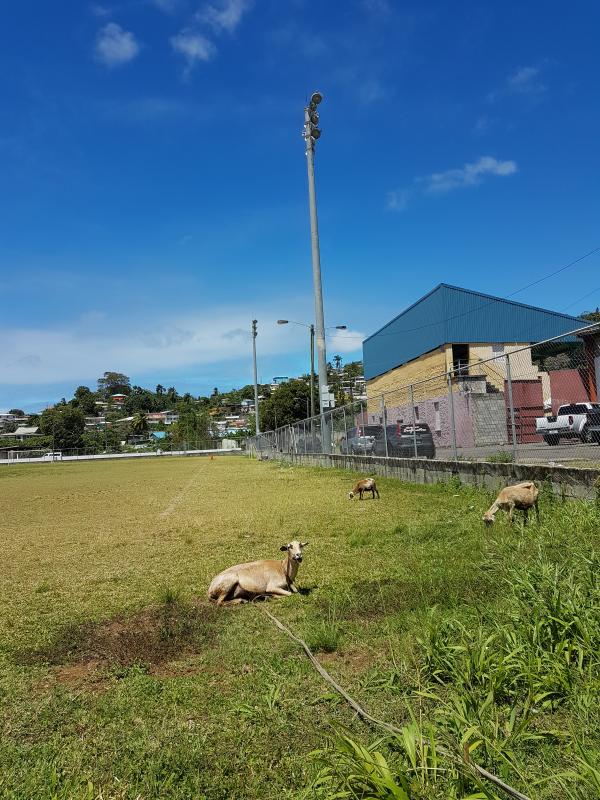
xmin=302 ymin=90 xmax=331 ymax=449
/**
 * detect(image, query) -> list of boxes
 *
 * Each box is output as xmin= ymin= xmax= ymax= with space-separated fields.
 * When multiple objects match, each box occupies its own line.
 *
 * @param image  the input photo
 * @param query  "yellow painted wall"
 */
xmin=366 ymin=347 xmax=448 ymax=412
xmin=366 ymin=342 xmax=546 ymax=410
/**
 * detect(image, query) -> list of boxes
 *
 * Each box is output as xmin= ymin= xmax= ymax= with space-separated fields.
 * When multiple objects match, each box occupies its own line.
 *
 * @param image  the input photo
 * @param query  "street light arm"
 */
xmin=277 ymin=319 xmax=311 ymax=329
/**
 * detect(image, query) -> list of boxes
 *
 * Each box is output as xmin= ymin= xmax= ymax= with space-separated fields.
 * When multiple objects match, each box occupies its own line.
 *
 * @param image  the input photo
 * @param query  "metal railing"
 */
xmin=247 ymin=323 xmax=600 ymax=466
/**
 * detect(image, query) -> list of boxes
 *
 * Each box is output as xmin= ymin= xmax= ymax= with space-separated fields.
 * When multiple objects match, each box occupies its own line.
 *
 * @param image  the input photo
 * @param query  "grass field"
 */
xmin=1 ymin=456 xmax=600 ymax=799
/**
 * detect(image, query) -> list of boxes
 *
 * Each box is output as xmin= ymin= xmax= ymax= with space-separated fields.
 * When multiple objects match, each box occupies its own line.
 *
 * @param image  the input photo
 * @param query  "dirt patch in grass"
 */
xmin=20 ymin=600 xmax=221 ymax=680
xmin=318 ymin=647 xmax=375 ymax=672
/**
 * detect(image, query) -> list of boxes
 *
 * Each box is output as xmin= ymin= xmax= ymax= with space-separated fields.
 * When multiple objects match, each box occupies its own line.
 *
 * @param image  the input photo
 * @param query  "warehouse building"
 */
xmin=362 ymin=284 xmax=587 ymax=448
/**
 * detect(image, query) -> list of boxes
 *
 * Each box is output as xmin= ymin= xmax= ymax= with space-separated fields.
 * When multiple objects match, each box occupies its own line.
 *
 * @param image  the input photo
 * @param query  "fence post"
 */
xmin=360 ymin=400 xmax=367 ymax=456
xmin=447 ymin=373 xmax=458 ymax=461
xmin=342 ymin=405 xmax=348 ymax=455
xmin=505 ymin=354 xmax=518 ymax=461
xmin=380 ymin=396 xmax=388 ymax=457
xmin=409 ymin=384 xmax=418 ymax=458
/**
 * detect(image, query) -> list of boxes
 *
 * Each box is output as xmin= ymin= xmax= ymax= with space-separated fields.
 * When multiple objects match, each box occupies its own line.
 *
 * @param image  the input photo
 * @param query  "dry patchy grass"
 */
xmin=1 ymin=456 xmax=599 ymax=799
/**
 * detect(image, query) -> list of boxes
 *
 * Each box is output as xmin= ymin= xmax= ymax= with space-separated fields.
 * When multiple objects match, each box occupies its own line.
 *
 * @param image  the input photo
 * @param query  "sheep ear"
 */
xmin=301 ymin=541 xmax=309 ymax=547
xmin=280 ymin=545 xmax=289 ymax=552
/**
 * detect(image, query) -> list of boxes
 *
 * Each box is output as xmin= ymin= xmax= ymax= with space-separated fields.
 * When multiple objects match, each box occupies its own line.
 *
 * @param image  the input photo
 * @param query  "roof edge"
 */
xmin=363 ymin=283 xmax=584 ymax=345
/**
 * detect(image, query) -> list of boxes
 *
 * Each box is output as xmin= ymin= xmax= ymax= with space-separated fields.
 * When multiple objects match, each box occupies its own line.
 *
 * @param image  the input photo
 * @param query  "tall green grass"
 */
xmin=309 ymin=497 xmax=600 ymax=799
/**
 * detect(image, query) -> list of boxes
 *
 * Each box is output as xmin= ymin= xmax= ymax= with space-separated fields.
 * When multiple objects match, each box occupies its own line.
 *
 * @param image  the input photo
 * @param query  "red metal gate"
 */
xmin=504 ymin=379 xmax=544 ymax=443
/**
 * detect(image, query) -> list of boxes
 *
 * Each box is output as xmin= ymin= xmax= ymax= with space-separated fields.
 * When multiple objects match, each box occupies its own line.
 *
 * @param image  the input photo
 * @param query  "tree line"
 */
xmin=2 ymin=358 xmax=364 ymax=451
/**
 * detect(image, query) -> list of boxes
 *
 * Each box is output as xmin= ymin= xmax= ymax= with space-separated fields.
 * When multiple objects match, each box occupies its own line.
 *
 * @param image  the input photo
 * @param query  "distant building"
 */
xmin=85 ymin=416 xmax=106 ymax=430
xmin=110 ymin=394 xmax=127 ymax=407
xmin=0 ymin=426 xmax=40 ymax=441
xmin=0 ymin=413 xmax=29 ymax=429
xmin=270 ymin=376 xmax=289 ymax=392
xmin=145 ymin=411 xmax=179 ymax=425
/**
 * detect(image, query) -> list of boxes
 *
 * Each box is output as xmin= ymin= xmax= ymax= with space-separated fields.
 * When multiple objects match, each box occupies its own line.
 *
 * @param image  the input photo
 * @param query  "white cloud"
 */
xmin=95 ymin=23 xmax=140 ymax=67
xmin=387 ymin=156 xmax=517 ymax=210
xmin=196 ymin=0 xmax=252 ymax=33
xmin=355 ymin=79 xmax=387 ymax=105
xmin=488 ymin=64 xmax=547 ymax=103
xmin=420 ymin=156 xmax=517 ymax=194
xmin=327 ymin=328 xmax=365 ymax=355
xmin=90 ymin=4 xmax=111 ymax=17
xmin=386 ymin=189 xmax=411 ymax=212
xmin=0 ymin=308 xmax=363 ymax=386
xmin=170 ymin=29 xmax=216 ymax=72
xmin=508 ymin=65 xmax=545 ymax=94
xmin=473 ymin=115 xmax=491 ymax=135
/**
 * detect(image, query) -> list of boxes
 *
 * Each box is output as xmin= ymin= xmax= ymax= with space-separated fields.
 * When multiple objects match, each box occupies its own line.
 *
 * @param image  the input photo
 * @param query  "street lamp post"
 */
xmin=277 ymin=319 xmax=346 ymax=420
xmin=303 ymin=91 xmax=330 ymax=443
xmin=251 ymin=319 xmax=260 ymax=435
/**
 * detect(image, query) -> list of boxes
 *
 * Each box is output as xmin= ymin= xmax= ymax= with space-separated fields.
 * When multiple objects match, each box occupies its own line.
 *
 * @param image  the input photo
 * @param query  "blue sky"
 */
xmin=1 ymin=0 xmax=599 ymax=411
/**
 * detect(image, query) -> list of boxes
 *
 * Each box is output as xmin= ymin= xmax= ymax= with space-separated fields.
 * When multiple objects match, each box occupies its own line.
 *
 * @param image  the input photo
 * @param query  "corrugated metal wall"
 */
xmin=363 ymin=284 xmax=583 ymax=380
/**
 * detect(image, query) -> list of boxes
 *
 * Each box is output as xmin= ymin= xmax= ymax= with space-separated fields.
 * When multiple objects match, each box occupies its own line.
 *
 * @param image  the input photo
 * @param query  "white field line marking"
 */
xmin=159 ymin=468 xmax=204 ymax=519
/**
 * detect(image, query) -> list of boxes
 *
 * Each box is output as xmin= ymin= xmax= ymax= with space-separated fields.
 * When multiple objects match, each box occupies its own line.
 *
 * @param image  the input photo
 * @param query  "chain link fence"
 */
xmin=0 ymin=438 xmax=233 ymax=464
xmin=248 ymin=323 xmax=600 ymax=466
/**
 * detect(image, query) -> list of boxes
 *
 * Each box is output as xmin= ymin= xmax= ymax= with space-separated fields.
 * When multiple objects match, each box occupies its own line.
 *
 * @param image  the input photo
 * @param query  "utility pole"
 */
xmin=309 ymin=323 xmax=315 ymax=419
xmin=252 ymin=319 xmax=260 ymax=435
xmin=303 ymin=90 xmax=329 ymax=449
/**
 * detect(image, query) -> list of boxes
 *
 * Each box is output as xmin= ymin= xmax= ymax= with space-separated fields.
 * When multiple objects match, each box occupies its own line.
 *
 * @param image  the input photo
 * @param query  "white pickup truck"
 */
xmin=536 ymin=402 xmax=600 ymax=445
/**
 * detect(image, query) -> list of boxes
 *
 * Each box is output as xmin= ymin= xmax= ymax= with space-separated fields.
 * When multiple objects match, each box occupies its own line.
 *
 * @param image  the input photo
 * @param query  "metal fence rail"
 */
xmin=248 ymin=323 xmax=600 ymax=467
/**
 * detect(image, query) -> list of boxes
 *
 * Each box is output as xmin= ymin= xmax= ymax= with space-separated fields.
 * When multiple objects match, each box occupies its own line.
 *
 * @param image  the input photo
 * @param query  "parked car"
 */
xmin=339 ymin=426 xmax=378 ymax=455
xmin=373 ymin=423 xmax=436 ymax=458
xmin=535 ymin=403 xmax=600 ymax=445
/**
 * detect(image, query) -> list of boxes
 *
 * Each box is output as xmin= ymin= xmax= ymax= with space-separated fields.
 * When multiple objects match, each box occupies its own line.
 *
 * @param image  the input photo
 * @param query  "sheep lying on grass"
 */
xmin=349 ymin=478 xmax=380 ymax=500
xmin=483 ymin=481 xmax=539 ymax=526
xmin=208 ymin=540 xmax=308 ymax=605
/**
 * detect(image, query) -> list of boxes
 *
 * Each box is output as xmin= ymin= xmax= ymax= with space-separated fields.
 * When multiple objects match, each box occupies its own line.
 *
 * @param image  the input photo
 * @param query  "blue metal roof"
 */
xmin=363 ymin=284 xmax=584 ymax=380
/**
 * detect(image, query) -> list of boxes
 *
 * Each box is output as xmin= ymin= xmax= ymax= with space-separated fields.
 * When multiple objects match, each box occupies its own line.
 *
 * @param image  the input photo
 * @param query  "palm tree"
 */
xmin=333 ymin=354 xmax=343 ymax=372
xmin=131 ymin=412 xmax=148 ymax=435
xmin=156 ymin=384 xmax=165 ymax=396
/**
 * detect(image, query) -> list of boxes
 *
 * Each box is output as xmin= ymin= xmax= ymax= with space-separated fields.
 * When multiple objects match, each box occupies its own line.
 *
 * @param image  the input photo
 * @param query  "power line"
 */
xmin=562 ymin=286 xmax=600 ymax=312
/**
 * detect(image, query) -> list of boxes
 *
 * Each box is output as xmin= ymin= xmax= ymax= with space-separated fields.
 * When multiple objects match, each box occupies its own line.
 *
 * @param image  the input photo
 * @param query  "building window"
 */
xmin=492 ymin=343 xmax=504 ymax=354
xmin=414 ymin=405 xmax=419 ymax=420
xmin=434 ymin=402 xmax=441 ymax=432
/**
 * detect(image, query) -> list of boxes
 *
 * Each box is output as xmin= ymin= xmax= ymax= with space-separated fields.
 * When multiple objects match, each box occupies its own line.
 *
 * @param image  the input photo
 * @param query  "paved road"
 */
xmin=436 ymin=440 xmax=600 ymax=466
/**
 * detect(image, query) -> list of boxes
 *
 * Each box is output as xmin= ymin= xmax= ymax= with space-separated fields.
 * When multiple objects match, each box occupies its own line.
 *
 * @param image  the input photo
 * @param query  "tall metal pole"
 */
xmin=380 ymin=396 xmax=389 ymax=458
xmin=505 ymin=354 xmax=518 ymax=461
xmin=409 ymin=384 xmax=418 ymax=458
xmin=251 ymin=319 xmax=260 ymax=435
xmin=447 ymin=374 xmax=458 ymax=461
xmin=303 ymin=92 xmax=329 ymax=450
xmin=309 ymin=324 xmax=316 ymax=420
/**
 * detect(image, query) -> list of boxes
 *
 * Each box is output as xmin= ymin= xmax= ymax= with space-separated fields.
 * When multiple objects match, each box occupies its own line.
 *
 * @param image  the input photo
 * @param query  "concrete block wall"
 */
xmin=268 ymin=452 xmax=600 ymax=501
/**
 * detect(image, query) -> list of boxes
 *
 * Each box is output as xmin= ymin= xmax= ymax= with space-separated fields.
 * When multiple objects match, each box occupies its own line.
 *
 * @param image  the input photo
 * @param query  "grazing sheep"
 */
xmin=483 ymin=481 xmax=539 ymax=526
xmin=208 ymin=540 xmax=308 ymax=605
xmin=348 ymin=478 xmax=380 ymax=500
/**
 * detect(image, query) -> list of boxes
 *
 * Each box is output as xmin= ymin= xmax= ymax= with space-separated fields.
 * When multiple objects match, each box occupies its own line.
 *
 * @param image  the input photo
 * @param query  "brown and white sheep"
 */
xmin=348 ymin=478 xmax=380 ymax=500
xmin=483 ymin=481 xmax=539 ymax=526
xmin=208 ymin=540 xmax=308 ymax=605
